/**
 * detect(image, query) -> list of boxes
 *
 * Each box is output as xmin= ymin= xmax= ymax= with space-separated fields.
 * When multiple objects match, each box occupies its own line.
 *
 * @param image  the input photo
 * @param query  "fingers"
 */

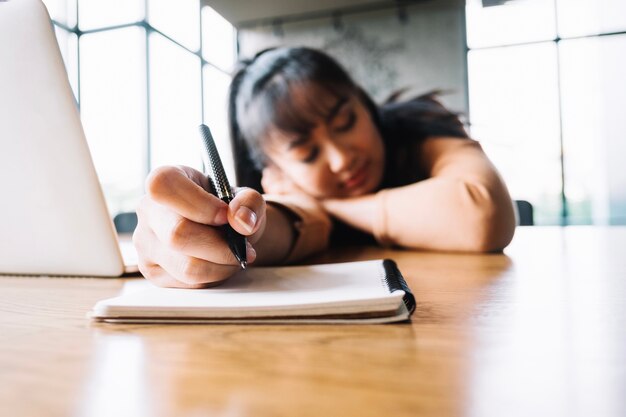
xmin=136 ymin=264 xmax=220 ymax=289
xmin=137 ymin=195 xmax=256 ymax=265
xmin=146 ymin=165 xmax=228 ymax=225
xmin=228 ymin=187 xmax=266 ymax=236
xmin=138 ymin=262 xmax=232 ymax=288
xmin=134 ymin=223 xmax=255 ymax=287
xmin=150 ymin=236 xmax=240 ymax=286
xmin=135 ymin=166 xmax=267 ymax=288
xmin=145 ymin=166 xmax=268 ymax=238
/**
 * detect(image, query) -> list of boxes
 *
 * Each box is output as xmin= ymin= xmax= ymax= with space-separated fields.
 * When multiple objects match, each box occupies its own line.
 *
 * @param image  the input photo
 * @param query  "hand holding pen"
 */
xmin=197 ymin=124 xmax=248 ymax=269
xmin=131 ymin=129 xmax=266 ymax=288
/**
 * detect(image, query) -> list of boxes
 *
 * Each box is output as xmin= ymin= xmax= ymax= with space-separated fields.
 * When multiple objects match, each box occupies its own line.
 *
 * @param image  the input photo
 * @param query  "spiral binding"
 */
xmin=382 ymin=259 xmax=416 ymax=315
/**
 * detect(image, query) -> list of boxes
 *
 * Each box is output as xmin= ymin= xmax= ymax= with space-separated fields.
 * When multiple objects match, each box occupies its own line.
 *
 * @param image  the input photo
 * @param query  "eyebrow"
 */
xmin=287 ymin=134 xmax=310 ymax=150
xmin=324 ymin=96 xmax=349 ymax=123
xmin=286 ymin=97 xmax=349 ymax=150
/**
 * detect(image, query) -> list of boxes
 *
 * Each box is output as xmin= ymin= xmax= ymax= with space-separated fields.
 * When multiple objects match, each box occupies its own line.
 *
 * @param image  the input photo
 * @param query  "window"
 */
xmin=466 ymin=0 xmax=626 ymax=225
xmin=43 ymin=0 xmax=236 ymax=216
xmin=79 ymin=27 xmax=147 ymax=214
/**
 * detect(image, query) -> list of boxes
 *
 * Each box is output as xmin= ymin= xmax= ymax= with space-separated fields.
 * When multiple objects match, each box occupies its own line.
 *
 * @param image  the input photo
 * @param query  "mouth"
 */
xmin=343 ymin=163 xmax=369 ymax=190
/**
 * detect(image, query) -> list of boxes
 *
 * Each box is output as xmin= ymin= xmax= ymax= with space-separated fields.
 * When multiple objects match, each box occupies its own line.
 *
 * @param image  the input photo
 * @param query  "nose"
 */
xmin=325 ymin=140 xmax=355 ymax=174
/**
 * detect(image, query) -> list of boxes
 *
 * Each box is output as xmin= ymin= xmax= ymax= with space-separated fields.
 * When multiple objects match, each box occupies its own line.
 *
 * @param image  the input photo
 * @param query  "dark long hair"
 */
xmin=228 ymin=47 xmax=467 ymax=191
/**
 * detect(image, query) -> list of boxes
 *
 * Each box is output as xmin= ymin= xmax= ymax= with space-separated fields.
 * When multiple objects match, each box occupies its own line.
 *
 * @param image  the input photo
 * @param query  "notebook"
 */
xmin=90 ymin=259 xmax=416 ymax=324
xmin=0 ymin=0 xmax=137 ymax=277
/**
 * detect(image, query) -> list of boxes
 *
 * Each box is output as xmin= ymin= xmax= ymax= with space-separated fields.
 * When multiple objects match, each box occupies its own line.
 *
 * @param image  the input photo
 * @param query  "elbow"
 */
xmin=469 ymin=213 xmax=516 ymax=253
xmin=461 ymin=182 xmax=516 ymax=253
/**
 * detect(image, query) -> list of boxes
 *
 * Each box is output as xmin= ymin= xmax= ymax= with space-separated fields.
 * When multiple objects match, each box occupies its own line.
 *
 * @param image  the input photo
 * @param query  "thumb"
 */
xmin=227 ymin=187 xmax=266 ymax=236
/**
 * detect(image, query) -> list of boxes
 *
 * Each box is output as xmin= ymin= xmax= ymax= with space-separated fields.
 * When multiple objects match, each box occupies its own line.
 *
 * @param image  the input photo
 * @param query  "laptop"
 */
xmin=0 ymin=0 xmax=139 ymax=276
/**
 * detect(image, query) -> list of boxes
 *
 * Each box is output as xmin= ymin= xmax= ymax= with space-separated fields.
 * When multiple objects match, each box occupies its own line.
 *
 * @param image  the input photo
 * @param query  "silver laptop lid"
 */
xmin=0 ymin=0 xmax=126 ymax=276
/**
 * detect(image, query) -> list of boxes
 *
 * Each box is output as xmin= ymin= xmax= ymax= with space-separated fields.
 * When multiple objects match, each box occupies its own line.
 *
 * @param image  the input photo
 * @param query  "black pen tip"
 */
xmin=240 ymin=260 xmax=247 ymax=270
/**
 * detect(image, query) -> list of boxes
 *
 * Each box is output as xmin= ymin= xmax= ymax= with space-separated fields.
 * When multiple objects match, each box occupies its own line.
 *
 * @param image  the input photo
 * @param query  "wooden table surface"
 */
xmin=1 ymin=227 xmax=625 ymax=417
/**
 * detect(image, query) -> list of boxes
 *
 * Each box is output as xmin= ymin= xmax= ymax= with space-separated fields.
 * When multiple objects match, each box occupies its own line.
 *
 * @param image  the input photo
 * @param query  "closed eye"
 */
xmin=302 ymin=146 xmax=320 ymax=164
xmin=333 ymin=111 xmax=356 ymax=133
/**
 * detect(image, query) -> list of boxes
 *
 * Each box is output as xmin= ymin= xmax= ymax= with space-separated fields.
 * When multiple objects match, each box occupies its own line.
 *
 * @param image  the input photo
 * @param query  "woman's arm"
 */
xmin=132 ymin=165 xmax=331 ymax=288
xmin=256 ymin=194 xmax=332 ymax=264
xmin=321 ymin=137 xmax=516 ymax=252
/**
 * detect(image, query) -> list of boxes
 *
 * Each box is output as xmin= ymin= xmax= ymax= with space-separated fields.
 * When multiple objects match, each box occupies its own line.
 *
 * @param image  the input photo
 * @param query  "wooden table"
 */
xmin=1 ymin=227 xmax=625 ymax=417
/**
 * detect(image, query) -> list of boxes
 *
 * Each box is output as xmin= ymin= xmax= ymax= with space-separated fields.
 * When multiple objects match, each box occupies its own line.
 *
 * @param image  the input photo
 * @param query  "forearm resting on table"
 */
xmin=325 ymin=178 xmax=515 ymax=252
xmin=377 ymin=176 xmax=515 ymax=251
xmin=323 ymin=138 xmax=516 ymax=252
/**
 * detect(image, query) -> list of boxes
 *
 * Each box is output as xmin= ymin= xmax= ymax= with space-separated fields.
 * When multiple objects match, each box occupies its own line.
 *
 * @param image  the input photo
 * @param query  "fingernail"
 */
xmin=214 ymin=207 xmax=228 ymax=224
xmin=246 ymin=241 xmax=257 ymax=263
xmin=235 ymin=206 xmax=257 ymax=234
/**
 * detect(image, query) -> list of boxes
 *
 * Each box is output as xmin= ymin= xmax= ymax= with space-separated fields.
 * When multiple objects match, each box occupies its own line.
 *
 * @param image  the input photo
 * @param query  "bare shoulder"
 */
xmin=417 ymin=136 xmax=496 ymax=179
xmin=418 ymin=136 xmax=484 ymax=163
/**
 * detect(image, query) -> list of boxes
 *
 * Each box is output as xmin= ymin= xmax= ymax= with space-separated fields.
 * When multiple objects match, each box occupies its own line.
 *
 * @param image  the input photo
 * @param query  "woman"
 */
xmin=133 ymin=47 xmax=516 ymax=288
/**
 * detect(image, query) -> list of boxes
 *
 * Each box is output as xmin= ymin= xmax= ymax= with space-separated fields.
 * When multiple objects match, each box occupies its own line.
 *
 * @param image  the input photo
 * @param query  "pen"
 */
xmin=197 ymin=124 xmax=248 ymax=269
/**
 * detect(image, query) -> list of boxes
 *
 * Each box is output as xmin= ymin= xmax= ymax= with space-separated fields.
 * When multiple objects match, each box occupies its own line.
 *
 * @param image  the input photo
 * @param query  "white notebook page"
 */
xmin=92 ymin=260 xmax=405 ymax=319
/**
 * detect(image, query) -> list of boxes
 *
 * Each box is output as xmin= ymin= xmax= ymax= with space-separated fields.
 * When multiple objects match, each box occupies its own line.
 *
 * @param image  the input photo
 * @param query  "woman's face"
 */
xmin=262 ymin=90 xmax=386 ymax=199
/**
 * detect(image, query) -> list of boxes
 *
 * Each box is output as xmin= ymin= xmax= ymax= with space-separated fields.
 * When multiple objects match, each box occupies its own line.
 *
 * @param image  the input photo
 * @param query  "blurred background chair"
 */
xmin=515 ymin=200 xmax=534 ymax=226
xmin=113 ymin=212 xmax=138 ymax=234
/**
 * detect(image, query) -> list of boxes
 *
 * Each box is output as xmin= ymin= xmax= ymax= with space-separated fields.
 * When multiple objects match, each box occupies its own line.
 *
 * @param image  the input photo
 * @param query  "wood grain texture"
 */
xmin=1 ymin=227 xmax=625 ymax=417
